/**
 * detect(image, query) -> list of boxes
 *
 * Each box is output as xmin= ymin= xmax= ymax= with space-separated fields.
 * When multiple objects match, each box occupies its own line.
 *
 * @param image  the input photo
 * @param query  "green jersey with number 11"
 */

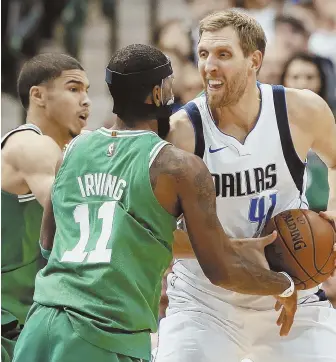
xmin=34 ymin=128 xmax=176 ymax=361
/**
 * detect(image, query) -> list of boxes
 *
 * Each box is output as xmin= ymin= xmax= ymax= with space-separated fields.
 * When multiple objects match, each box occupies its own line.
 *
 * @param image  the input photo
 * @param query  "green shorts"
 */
xmin=13 ymin=303 xmax=148 ymax=362
xmin=1 ymin=310 xmax=21 ymax=362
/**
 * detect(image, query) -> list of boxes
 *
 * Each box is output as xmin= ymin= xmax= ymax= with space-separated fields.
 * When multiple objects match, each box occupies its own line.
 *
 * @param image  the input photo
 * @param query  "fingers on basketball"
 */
xmin=274 ymin=300 xmax=282 ymax=311
xmin=263 ymin=209 xmax=336 ymax=290
xmin=260 ymin=230 xmax=277 ymax=247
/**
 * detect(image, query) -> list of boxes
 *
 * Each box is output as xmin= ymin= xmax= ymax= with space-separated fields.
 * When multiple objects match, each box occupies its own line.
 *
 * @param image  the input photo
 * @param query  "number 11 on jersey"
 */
xmin=61 ymin=201 xmax=116 ymax=263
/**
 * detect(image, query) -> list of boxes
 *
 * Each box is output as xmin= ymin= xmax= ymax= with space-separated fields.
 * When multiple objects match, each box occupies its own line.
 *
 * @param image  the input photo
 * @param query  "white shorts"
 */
xmin=153 ymin=275 xmax=336 ymax=362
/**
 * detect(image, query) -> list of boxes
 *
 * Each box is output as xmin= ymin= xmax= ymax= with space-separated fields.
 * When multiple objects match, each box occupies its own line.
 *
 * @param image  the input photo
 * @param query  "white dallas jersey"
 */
xmin=173 ymin=83 xmax=317 ymax=310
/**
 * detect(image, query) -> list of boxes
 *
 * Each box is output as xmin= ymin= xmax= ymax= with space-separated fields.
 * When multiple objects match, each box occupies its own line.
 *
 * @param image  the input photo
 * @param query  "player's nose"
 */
xmin=204 ymin=54 xmax=219 ymax=74
xmin=81 ymin=93 xmax=91 ymax=108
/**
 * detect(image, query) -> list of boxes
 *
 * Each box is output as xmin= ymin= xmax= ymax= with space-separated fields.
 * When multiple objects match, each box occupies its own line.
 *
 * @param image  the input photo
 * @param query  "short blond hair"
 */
xmin=199 ymin=9 xmax=267 ymax=57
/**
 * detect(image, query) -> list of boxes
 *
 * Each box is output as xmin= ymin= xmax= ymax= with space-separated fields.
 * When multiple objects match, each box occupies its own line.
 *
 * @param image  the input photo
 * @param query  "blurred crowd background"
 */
xmin=2 ymin=0 xmax=336 ymax=314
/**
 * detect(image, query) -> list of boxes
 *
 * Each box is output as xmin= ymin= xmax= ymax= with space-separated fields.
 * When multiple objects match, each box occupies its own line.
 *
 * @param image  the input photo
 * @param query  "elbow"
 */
xmin=202 ymin=267 xmax=232 ymax=288
xmin=208 ymin=275 xmax=232 ymax=288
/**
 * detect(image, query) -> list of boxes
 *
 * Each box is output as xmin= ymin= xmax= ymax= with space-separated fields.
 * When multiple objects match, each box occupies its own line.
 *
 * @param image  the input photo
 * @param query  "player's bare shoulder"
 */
xmin=284 ymin=87 xmax=335 ymax=160
xmin=285 ymin=87 xmax=329 ymax=130
xmin=167 ymin=109 xmax=195 ymax=153
xmin=150 ymin=144 xmax=207 ymax=186
xmin=2 ymin=131 xmax=61 ymax=170
xmin=150 ymin=143 xmax=215 ymax=217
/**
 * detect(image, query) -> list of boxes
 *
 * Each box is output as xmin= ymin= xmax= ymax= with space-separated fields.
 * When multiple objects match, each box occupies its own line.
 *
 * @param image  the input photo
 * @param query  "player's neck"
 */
xmin=26 ymin=109 xmax=71 ymax=149
xmin=213 ymin=83 xmax=261 ymax=135
xmin=110 ymin=117 xmax=158 ymax=133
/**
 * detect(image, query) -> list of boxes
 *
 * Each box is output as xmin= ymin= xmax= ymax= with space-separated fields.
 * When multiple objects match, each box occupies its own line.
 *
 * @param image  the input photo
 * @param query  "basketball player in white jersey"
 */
xmin=154 ymin=10 xmax=336 ymax=362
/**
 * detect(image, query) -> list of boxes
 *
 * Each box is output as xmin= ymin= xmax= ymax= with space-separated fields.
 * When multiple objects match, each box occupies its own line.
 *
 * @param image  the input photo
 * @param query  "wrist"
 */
xmin=278 ymin=272 xmax=295 ymax=298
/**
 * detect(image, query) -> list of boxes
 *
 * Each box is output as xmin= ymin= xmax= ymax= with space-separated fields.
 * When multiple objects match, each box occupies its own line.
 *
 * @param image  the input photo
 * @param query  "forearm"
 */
xmin=215 ymin=251 xmax=291 ymax=296
xmin=173 ymin=232 xmax=257 ymax=259
xmin=173 ymin=226 xmax=291 ymax=294
xmin=327 ymin=166 xmax=336 ymax=210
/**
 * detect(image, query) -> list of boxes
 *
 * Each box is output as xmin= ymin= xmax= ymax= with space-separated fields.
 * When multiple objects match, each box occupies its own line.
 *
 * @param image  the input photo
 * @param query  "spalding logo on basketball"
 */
xmin=262 ymin=209 xmax=335 ymax=290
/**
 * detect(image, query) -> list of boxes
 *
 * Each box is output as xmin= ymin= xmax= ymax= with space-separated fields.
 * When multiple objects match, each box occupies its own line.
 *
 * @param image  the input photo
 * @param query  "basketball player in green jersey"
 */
xmin=1 ymin=53 xmax=90 ymax=362
xmin=12 ymin=44 xmax=297 ymax=362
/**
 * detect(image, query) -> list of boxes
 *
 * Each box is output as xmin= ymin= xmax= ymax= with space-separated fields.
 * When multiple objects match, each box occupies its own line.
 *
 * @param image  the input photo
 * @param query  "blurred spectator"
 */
xmin=185 ymin=0 xmax=233 ymax=62
xmin=283 ymin=0 xmax=317 ymax=34
xmin=280 ymin=52 xmax=327 ymax=99
xmin=258 ymin=43 xmax=290 ymax=84
xmin=179 ymin=62 xmax=203 ymax=105
xmin=234 ymin=0 xmax=285 ymax=41
xmin=274 ymin=14 xmax=310 ymax=55
xmin=2 ymin=0 xmax=44 ymax=97
xmin=185 ymin=0 xmax=232 ymax=23
xmin=61 ymin=0 xmax=89 ymax=59
xmin=154 ymin=19 xmax=194 ymax=62
xmin=279 ymin=50 xmax=336 ymax=111
xmin=310 ymin=0 xmax=336 ymax=66
xmin=41 ymin=0 xmax=67 ymax=41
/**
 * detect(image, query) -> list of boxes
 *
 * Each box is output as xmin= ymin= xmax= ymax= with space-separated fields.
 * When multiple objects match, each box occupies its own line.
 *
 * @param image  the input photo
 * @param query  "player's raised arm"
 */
xmin=4 ymin=131 xmax=62 ymax=207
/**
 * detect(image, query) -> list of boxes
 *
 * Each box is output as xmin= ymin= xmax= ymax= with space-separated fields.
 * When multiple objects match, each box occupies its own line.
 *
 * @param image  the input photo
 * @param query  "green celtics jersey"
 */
xmin=1 ymin=124 xmax=44 ymax=326
xmin=34 ymin=128 xmax=176 ymax=361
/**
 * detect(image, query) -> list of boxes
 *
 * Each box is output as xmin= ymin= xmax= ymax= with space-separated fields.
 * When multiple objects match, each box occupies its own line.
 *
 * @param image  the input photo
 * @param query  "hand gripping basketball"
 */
xmin=320 ymin=210 xmax=336 ymax=276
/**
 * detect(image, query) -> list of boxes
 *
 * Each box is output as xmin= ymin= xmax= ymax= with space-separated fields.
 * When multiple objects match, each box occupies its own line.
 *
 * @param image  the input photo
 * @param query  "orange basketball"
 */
xmin=262 ymin=209 xmax=335 ymax=290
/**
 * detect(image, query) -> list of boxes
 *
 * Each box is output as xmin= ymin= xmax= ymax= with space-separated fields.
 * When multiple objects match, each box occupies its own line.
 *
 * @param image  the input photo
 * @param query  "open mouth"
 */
xmin=78 ymin=114 xmax=88 ymax=125
xmin=208 ymin=79 xmax=223 ymax=90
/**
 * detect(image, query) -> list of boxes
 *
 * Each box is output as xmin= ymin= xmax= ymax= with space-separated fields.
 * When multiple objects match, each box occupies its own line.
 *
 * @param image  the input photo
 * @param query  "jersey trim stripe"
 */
xmin=2 ymin=124 xmax=42 ymax=202
xmin=63 ymin=134 xmax=83 ymax=160
xmin=18 ymin=195 xmax=36 ymax=203
xmin=149 ymin=141 xmax=170 ymax=167
xmin=1 ymin=124 xmax=42 ymax=147
xmin=272 ymin=85 xmax=305 ymax=193
xmin=183 ymin=101 xmax=205 ymax=159
xmin=99 ymin=127 xmax=156 ymax=137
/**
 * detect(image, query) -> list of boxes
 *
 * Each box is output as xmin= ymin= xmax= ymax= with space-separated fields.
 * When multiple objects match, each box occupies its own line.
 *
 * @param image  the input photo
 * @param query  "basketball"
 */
xmin=262 ymin=209 xmax=335 ymax=290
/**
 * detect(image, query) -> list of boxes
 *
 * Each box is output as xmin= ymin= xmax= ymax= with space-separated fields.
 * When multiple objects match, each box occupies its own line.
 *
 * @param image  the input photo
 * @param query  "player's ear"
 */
xmin=152 ymin=85 xmax=161 ymax=107
xmin=250 ymin=50 xmax=263 ymax=74
xmin=30 ymin=85 xmax=47 ymax=108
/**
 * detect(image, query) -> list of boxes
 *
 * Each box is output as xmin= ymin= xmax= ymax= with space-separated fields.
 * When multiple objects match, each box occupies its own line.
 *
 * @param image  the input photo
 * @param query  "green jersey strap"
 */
xmin=62 ymin=134 xmax=85 ymax=160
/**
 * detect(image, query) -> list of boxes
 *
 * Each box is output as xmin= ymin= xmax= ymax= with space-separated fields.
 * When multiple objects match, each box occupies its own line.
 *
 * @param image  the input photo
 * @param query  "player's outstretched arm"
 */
xmin=168 ymin=147 xmax=293 ymax=296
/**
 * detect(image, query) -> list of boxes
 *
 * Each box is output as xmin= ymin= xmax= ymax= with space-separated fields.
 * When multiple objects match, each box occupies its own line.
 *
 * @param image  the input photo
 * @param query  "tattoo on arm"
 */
xmin=150 ymin=145 xmax=291 ymax=296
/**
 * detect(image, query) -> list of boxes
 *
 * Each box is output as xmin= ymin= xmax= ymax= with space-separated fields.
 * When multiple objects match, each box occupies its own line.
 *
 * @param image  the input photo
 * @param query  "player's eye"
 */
xmin=199 ymin=51 xmax=208 ymax=58
xmin=70 ymin=87 xmax=78 ymax=92
xmin=220 ymin=52 xmax=231 ymax=58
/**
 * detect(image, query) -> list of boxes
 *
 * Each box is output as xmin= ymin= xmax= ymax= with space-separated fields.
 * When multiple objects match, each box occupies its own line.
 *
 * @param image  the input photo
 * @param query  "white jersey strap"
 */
xmin=1 ymin=123 xmax=42 ymax=148
xmin=182 ymin=100 xmax=205 ymax=159
xmin=272 ymin=85 xmax=306 ymax=194
xmin=149 ymin=140 xmax=171 ymax=167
